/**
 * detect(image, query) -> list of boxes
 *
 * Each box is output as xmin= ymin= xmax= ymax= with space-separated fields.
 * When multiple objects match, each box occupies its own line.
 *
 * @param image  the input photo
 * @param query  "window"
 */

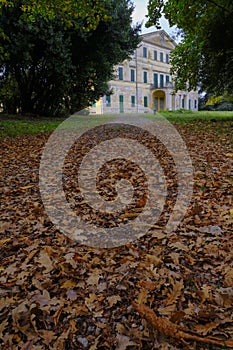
xmin=143 ymin=71 xmax=148 ymax=83
xmin=92 ymin=101 xmax=96 ymax=108
xmin=182 ymin=98 xmax=184 ymax=109
xmin=160 ymin=52 xmax=163 ymax=62
xmin=130 ymin=69 xmax=135 ymax=82
xmin=166 ymin=54 xmax=169 ymax=64
xmin=154 ymin=50 xmax=157 ymax=61
xmin=144 ymin=96 xmax=148 ymax=107
xmin=189 ymin=99 xmax=191 ymax=110
xmin=119 ymin=95 xmax=124 ymax=113
xmin=131 ymin=95 xmax=135 ymax=107
xmin=118 ymin=67 xmax=123 ymax=80
xmin=166 ymin=75 xmax=170 ymax=84
xmin=154 ymin=73 xmax=158 ymax=88
xmin=143 ymin=47 xmax=147 ymax=58
xmin=160 ymin=74 xmax=164 ymax=88
xmin=194 ymin=99 xmax=197 ymax=109
xmin=106 ymin=95 xmax=111 ymax=107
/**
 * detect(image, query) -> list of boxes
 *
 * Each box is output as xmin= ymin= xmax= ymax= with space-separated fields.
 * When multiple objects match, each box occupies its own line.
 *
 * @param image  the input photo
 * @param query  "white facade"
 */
xmin=90 ymin=30 xmax=198 ymax=114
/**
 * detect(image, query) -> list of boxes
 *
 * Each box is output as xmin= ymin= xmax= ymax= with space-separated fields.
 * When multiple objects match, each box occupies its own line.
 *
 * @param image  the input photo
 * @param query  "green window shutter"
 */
xmin=119 ymin=95 xmax=124 ymax=113
xmin=182 ymin=98 xmax=184 ymax=108
xmin=160 ymin=74 xmax=164 ymax=88
xmin=144 ymin=71 xmax=147 ymax=83
xmin=166 ymin=54 xmax=169 ymax=63
xmin=154 ymin=73 xmax=158 ymax=88
xmin=166 ymin=75 xmax=170 ymax=83
xmin=160 ymin=52 xmax=163 ymax=62
xmin=143 ymin=47 xmax=147 ymax=58
xmin=130 ymin=69 xmax=135 ymax=82
xmin=131 ymin=95 xmax=135 ymax=107
xmin=118 ymin=67 xmax=123 ymax=80
xmin=106 ymin=95 xmax=111 ymax=107
xmin=154 ymin=50 xmax=157 ymax=60
xmin=144 ymin=96 xmax=148 ymax=107
xmin=189 ymin=99 xmax=191 ymax=110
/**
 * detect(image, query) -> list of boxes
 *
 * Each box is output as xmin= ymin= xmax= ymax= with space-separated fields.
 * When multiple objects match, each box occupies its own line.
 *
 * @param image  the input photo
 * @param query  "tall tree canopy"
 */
xmin=146 ymin=0 xmax=233 ymax=95
xmin=0 ymin=0 xmax=108 ymax=31
xmin=0 ymin=0 xmax=140 ymax=116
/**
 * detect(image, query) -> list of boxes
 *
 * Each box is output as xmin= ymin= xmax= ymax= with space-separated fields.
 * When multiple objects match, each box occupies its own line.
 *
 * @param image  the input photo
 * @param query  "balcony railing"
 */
xmin=150 ymin=81 xmax=174 ymax=90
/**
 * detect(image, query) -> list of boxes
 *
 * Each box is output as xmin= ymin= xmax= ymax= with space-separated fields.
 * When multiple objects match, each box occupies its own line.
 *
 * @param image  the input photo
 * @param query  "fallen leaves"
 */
xmin=0 ymin=120 xmax=233 ymax=348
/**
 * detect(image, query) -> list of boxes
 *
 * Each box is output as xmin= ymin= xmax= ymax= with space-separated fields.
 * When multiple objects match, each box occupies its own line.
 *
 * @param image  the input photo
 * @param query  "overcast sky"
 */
xmin=132 ymin=0 xmax=174 ymax=35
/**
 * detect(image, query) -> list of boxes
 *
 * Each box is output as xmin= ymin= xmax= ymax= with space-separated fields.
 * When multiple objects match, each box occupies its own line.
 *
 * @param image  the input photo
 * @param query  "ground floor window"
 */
xmin=144 ymin=96 xmax=148 ymax=107
xmin=131 ymin=95 xmax=135 ymax=107
xmin=119 ymin=95 xmax=124 ymax=113
xmin=106 ymin=95 xmax=111 ymax=107
xmin=189 ymin=99 xmax=191 ymax=110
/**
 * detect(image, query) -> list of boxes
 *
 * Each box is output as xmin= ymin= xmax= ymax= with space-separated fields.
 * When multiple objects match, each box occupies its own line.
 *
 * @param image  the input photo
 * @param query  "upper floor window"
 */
xmin=166 ymin=75 xmax=170 ymax=84
xmin=118 ymin=67 xmax=123 ymax=80
xmin=166 ymin=53 xmax=170 ymax=63
xmin=154 ymin=50 xmax=157 ymax=61
xmin=160 ymin=74 xmax=164 ymax=88
xmin=154 ymin=73 xmax=158 ymax=88
xmin=160 ymin=52 xmax=164 ymax=62
xmin=143 ymin=47 xmax=147 ymax=58
xmin=143 ymin=71 xmax=148 ymax=83
xmin=130 ymin=69 xmax=135 ymax=82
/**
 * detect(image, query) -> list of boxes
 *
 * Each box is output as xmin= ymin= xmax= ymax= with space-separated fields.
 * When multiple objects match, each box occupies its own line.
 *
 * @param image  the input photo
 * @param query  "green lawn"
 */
xmin=1 ymin=110 xmax=233 ymax=138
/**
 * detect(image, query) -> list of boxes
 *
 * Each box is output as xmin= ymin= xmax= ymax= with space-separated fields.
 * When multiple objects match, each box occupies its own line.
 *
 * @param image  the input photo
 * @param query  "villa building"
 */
xmin=90 ymin=30 xmax=198 ymax=114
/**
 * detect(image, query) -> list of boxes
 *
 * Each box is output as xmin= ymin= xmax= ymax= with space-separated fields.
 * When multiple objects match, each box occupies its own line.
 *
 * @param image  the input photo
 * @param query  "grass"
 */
xmin=0 ymin=115 xmax=64 ymax=138
xmin=1 ymin=110 xmax=233 ymax=138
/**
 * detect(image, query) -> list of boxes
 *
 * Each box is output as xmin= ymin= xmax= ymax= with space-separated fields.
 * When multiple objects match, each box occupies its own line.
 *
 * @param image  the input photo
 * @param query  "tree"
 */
xmin=0 ymin=0 xmax=140 ymax=116
xmin=146 ymin=0 xmax=233 ymax=96
xmin=0 ymin=0 xmax=108 ymax=31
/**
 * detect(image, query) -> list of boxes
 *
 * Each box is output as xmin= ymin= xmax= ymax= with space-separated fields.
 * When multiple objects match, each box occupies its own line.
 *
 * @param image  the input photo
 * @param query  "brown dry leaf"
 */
xmin=116 ymin=334 xmax=137 ymax=350
xmin=37 ymin=250 xmax=53 ymax=273
xmin=146 ymin=254 xmax=162 ymax=267
xmin=136 ymin=289 xmax=150 ymax=304
xmin=107 ymin=295 xmax=122 ymax=307
xmin=224 ymin=267 xmax=233 ymax=287
xmin=169 ymin=242 xmax=189 ymax=252
xmin=195 ymin=322 xmax=220 ymax=336
xmin=166 ymin=279 xmax=184 ymax=306
xmin=86 ymin=270 xmax=102 ymax=286
xmin=39 ymin=330 xmax=57 ymax=346
xmin=197 ymin=284 xmax=212 ymax=303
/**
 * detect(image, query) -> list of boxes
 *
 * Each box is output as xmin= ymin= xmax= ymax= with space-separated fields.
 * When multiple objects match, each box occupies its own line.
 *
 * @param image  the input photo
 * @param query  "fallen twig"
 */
xmin=132 ymin=302 xmax=233 ymax=348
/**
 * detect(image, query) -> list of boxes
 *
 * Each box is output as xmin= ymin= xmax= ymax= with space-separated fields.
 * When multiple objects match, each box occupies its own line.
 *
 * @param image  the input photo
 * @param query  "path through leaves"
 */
xmin=0 ymin=119 xmax=233 ymax=349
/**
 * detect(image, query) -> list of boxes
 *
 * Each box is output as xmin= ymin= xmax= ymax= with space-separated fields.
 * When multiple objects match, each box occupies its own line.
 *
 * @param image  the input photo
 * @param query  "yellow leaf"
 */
xmin=146 ymin=254 xmax=162 ymax=267
xmin=61 ymin=280 xmax=76 ymax=289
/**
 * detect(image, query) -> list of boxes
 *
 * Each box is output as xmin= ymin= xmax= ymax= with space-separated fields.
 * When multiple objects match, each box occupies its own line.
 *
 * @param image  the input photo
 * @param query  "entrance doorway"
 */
xmin=153 ymin=90 xmax=166 ymax=112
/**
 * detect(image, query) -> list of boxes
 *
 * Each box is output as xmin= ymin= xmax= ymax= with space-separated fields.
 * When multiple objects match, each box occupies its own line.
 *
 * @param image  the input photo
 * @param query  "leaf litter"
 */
xmin=0 ymin=119 xmax=233 ymax=349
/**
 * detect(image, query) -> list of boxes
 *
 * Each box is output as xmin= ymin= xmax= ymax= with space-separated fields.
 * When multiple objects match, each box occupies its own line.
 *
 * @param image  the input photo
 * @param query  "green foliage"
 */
xmin=0 ymin=0 xmax=140 ymax=117
xmin=146 ymin=0 xmax=233 ymax=95
xmin=206 ymin=95 xmax=233 ymax=111
xmin=0 ymin=0 xmax=109 ymax=31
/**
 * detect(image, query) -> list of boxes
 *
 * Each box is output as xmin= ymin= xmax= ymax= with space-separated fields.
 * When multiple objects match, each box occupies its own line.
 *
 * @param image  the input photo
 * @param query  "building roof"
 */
xmin=140 ymin=29 xmax=176 ymax=50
